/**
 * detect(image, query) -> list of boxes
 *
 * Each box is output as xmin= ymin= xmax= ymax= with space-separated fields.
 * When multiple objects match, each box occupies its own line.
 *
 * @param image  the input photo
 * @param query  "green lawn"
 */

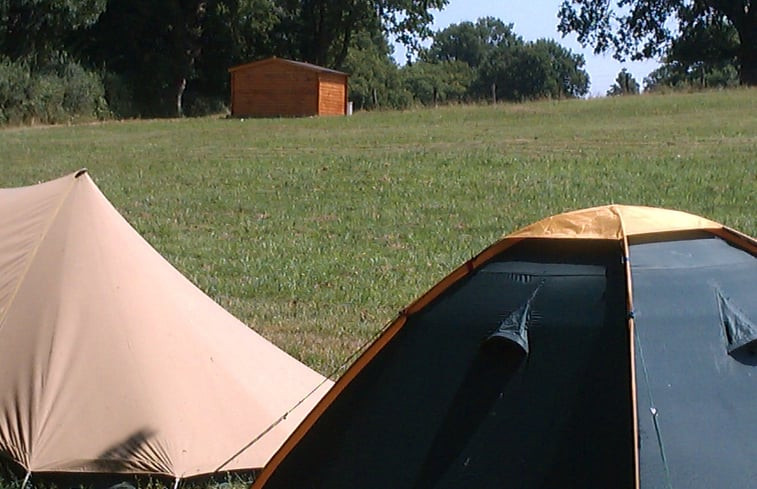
xmin=2 ymin=89 xmax=755 ymax=375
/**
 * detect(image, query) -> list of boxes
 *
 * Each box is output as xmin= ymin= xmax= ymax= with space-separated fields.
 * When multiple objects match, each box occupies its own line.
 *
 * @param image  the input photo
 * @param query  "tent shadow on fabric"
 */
xmin=95 ymin=430 xmax=161 ymax=473
xmin=729 ymin=349 xmax=757 ymax=366
xmin=413 ymin=345 xmax=524 ymax=489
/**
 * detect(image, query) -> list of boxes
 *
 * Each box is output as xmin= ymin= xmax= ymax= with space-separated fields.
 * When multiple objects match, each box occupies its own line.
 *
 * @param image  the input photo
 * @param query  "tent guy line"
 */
xmin=216 ymin=311 xmax=396 ymax=473
xmin=634 ymin=328 xmax=673 ymax=489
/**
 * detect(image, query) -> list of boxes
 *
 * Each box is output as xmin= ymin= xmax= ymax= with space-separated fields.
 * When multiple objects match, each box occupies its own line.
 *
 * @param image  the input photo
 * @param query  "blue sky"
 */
xmin=392 ymin=0 xmax=660 ymax=96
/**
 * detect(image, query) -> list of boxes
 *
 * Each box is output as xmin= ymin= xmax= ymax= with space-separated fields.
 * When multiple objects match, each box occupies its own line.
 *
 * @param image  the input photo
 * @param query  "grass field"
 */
xmin=1 ymin=89 xmax=755 ymax=376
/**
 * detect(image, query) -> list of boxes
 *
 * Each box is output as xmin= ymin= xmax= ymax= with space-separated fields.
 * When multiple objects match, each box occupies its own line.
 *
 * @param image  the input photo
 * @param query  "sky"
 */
xmin=392 ymin=0 xmax=661 ymax=96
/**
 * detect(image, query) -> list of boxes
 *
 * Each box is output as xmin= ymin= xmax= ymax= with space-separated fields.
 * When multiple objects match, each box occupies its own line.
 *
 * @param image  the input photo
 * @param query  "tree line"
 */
xmin=0 ymin=0 xmax=750 ymax=124
xmin=560 ymin=0 xmax=750 ymax=91
xmin=347 ymin=17 xmax=591 ymax=110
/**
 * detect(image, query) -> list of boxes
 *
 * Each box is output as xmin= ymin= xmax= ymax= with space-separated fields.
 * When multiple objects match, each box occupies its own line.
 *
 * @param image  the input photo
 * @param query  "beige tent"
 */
xmin=0 ymin=170 xmax=332 ymax=481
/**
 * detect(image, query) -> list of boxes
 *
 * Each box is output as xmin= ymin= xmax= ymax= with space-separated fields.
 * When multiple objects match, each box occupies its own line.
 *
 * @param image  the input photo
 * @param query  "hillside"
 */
xmin=2 ymin=89 xmax=755 ymax=374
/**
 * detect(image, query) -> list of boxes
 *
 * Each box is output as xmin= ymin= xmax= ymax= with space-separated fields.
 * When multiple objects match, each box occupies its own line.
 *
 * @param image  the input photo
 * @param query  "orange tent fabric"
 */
xmin=506 ymin=204 xmax=722 ymax=240
xmin=0 ymin=171 xmax=331 ymax=478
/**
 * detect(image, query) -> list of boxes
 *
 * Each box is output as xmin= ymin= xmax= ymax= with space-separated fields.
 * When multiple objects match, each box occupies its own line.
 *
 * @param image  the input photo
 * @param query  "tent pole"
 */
xmin=21 ymin=471 xmax=31 ymax=489
xmin=172 ymin=477 xmax=181 ymax=489
xmin=613 ymin=206 xmax=641 ymax=489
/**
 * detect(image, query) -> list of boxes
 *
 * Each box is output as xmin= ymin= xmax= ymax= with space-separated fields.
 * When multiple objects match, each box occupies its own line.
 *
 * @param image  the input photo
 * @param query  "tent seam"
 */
xmin=0 ymin=176 xmax=78 ymax=332
xmin=611 ymin=205 xmax=642 ymax=489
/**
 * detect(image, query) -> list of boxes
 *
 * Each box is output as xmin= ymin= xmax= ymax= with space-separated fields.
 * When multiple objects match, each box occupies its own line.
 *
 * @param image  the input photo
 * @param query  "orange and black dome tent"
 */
xmin=252 ymin=205 xmax=756 ymax=489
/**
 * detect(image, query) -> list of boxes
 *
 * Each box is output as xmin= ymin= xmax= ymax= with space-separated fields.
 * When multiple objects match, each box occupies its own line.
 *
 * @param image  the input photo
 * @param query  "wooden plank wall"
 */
xmin=232 ymin=64 xmax=318 ymax=117
xmin=318 ymin=74 xmax=347 ymax=116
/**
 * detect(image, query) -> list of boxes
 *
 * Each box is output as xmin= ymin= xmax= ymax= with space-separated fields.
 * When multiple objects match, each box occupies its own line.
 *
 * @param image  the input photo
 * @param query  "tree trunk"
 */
xmin=176 ymin=78 xmax=187 ymax=117
xmin=334 ymin=0 xmax=358 ymax=69
xmin=737 ymin=30 xmax=757 ymax=86
xmin=718 ymin=0 xmax=757 ymax=86
xmin=315 ymin=2 xmax=327 ymax=65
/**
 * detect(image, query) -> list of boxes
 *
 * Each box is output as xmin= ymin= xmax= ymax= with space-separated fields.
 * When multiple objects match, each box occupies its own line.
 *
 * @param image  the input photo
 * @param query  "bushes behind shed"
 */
xmin=0 ymin=57 xmax=109 ymax=125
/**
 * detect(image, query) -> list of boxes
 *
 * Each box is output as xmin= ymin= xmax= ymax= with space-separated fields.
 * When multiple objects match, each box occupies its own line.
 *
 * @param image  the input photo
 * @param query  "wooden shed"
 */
xmin=228 ymin=57 xmax=349 ymax=117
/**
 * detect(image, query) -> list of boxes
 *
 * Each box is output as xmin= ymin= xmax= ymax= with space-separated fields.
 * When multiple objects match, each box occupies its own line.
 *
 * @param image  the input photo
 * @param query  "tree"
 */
xmin=188 ymin=0 xmax=279 ymax=112
xmin=672 ymin=4 xmax=740 ymax=70
xmin=84 ymin=0 xmax=279 ymax=117
xmin=425 ymin=17 xmax=524 ymax=100
xmin=479 ymin=38 xmax=589 ymax=102
xmin=648 ymin=6 xmax=740 ymax=90
xmin=557 ymin=0 xmax=756 ymax=86
xmin=402 ymin=60 xmax=473 ymax=105
xmin=643 ymin=58 xmax=739 ymax=91
xmin=272 ymin=0 xmax=449 ymax=69
xmin=84 ymin=0 xmax=208 ymax=117
xmin=0 ymin=0 xmax=106 ymax=65
xmin=424 ymin=17 xmax=521 ymax=69
xmin=607 ymin=68 xmax=640 ymax=96
xmin=426 ymin=19 xmax=588 ymax=102
xmin=638 ymin=5 xmax=740 ymax=91
xmin=340 ymin=31 xmax=410 ymax=110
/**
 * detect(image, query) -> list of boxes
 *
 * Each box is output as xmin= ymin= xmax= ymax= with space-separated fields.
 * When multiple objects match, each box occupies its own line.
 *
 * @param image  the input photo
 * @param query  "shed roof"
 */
xmin=228 ymin=57 xmax=348 ymax=76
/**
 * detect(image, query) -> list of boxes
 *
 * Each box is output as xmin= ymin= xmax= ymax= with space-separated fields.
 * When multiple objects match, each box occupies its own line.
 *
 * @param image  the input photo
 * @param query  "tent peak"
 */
xmin=74 ymin=168 xmax=88 ymax=178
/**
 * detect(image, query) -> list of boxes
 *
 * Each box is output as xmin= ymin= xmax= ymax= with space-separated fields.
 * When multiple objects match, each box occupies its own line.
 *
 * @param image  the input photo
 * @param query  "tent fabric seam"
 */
xmin=610 ymin=205 xmax=641 ymax=489
xmin=0 ymin=175 xmax=76 ymax=333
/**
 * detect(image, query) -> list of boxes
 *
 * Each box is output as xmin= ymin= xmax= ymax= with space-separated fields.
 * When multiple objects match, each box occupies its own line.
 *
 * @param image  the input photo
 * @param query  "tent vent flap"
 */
xmin=482 ymin=281 xmax=544 ymax=358
xmin=717 ymin=289 xmax=757 ymax=354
